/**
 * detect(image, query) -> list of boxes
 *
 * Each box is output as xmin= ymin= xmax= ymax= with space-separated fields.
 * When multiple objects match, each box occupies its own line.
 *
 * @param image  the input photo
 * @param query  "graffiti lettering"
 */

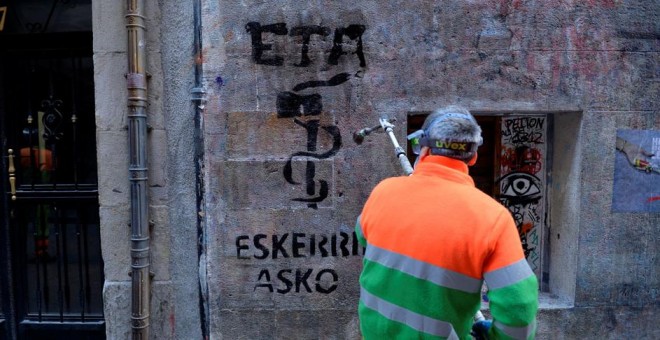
xmin=253 ymin=268 xmax=339 ymax=294
xmin=246 ymin=22 xmax=366 ymax=67
xmin=503 ymin=117 xmax=545 ymax=134
xmin=502 ymin=117 xmax=545 ymax=144
xmin=245 ymin=22 xmax=288 ymax=66
xmin=236 ymin=232 xmax=361 ymax=259
xmin=328 ymin=25 xmax=367 ymax=67
xmin=289 ymin=25 xmax=332 ymax=67
xmin=241 ymin=231 xmax=359 ymax=294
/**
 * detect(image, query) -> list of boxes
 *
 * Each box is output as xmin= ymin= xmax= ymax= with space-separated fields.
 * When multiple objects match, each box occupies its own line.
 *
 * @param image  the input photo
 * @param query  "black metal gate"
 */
xmin=1 ymin=1 xmax=105 ymax=339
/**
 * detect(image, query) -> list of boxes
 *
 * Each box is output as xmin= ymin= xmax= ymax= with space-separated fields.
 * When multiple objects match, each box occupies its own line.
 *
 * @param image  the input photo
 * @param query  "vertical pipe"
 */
xmin=125 ymin=0 xmax=150 ymax=339
xmin=192 ymin=0 xmax=209 ymax=337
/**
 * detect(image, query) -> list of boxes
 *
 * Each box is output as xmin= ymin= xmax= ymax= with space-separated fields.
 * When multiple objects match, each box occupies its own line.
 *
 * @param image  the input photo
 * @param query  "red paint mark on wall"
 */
xmin=521 ymin=222 xmax=534 ymax=235
xmin=584 ymin=0 xmax=620 ymax=8
xmin=170 ymin=312 xmax=175 ymax=337
xmin=647 ymin=196 xmax=660 ymax=203
xmin=501 ymin=146 xmax=543 ymax=175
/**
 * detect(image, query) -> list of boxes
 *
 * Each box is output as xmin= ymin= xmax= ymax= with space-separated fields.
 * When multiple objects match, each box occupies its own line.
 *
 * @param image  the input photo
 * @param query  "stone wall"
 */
xmin=199 ymin=1 xmax=658 ymax=338
xmin=94 ymin=0 xmax=658 ymax=339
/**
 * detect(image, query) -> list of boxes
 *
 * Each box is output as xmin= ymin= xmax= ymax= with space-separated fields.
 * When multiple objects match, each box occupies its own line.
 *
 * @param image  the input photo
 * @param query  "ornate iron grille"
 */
xmin=1 ymin=29 xmax=104 ymax=339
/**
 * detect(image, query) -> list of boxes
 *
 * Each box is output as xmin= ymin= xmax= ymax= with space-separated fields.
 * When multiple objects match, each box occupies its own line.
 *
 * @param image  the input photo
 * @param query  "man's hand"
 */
xmin=471 ymin=320 xmax=492 ymax=340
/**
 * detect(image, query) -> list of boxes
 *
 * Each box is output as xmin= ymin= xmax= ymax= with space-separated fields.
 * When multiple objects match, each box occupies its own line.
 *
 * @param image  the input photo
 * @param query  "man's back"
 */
xmin=356 ymin=156 xmax=538 ymax=339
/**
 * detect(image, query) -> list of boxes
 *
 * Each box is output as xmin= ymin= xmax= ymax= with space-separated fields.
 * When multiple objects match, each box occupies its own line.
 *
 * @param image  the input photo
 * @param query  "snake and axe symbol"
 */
xmin=277 ymin=72 xmax=360 ymax=208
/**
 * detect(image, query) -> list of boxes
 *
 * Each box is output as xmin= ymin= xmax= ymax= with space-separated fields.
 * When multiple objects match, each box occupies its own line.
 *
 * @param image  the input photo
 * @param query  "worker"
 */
xmin=355 ymin=105 xmax=538 ymax=339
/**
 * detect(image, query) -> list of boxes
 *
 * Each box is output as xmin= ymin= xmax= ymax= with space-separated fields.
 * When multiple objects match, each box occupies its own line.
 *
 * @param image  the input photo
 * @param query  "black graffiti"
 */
xmin=275 ymin=73 xmax=356 ymax=207
xmin=236 ymin=231 xmax=361 ymax=260
xmin=498 ymin=172 xmax=542 ymax=204
xmin=277 ymin=73 xmax=356 ymax=118
xmin=502 ymin=117 xmax=545 ymax=144
xmin=254 ymin=268 xmax=339 ymax=294
xmin=281 ymin=119 xmax=342 ymax=208
xmin=245 ymin=22 xmax=288 ymax=66
xmin=328 ymin=25 xmax=367 ymax=67
xmin=290 ymin=25 xmax=332 ymax=67
xmin=518 ymin=228 xmax=536 ymax=259
xmin=248 ymin=22 xmax=366 ymax=208
xmin=497 ymin=172 xmax=542 ymax=258
xmin=246 ymin=22 xmax=366 ymax=67
xmin=277 ymin=93 xmax=323 ymax=118
xmin=503 ymin=117 xmax=545 ymax=133
xmin=292 ymin=72 xmax=353 ymax=92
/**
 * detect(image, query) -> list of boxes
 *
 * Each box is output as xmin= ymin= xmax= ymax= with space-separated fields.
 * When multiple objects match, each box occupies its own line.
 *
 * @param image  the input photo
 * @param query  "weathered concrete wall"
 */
xmin=93 ymin=0 xmax=658 ymax=339
xmin=200 ymin=1 xmax=658 ymax=339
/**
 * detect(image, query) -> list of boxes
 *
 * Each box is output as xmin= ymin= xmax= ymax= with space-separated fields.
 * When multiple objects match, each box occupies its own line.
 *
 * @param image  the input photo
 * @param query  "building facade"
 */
xmin=1 ymin=0 xmax=658 ymax=339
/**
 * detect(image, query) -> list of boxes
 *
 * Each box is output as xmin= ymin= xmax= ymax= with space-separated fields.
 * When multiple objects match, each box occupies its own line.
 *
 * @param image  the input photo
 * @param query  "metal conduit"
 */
xmin=192 ymin=0 xmax=209 ymax=337
xmin=125 ymin=0 xmax=151 ymax=339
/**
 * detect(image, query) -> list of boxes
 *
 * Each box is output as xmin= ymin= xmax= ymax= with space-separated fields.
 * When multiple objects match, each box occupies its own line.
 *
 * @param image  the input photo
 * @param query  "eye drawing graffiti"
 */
xmin=499 ymin=172 xmax=542 ymax=203
xmin=498 ymin=172 xmax=542 ymax=259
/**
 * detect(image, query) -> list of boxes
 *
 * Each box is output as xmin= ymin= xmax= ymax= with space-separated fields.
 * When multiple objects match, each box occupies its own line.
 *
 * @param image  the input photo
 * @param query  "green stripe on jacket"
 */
xmin=360 ymin=259 xmax=481 ymax=339
xmin=488 ymin=275 xmax=538 ymax=339
xmin=359 ymin=301 xmax=453 ymax=340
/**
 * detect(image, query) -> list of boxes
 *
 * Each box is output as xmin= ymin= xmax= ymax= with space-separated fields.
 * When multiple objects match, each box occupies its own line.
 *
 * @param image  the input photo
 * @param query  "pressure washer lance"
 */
xmin=353 ymin=117 xmax=414 ymax=176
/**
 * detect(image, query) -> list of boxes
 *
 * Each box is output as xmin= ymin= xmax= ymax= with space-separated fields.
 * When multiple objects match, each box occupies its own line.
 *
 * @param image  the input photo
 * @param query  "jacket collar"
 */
xmin=413 ymin=155 xmax=475 ymax=186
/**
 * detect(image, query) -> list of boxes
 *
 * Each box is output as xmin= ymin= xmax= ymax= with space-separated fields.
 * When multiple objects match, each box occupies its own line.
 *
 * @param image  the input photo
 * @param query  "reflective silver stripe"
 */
xmin=355 ymin=215 xmax=363 ymax=236
xmin=361 ymin=288 xmax=459 ymax=340
xmin=365 ymin=245 xmax=482 ymax=293
xmin=484 ymin=259 xmax=534 ymax=290
xmin=494 ymin=319 xmax=537 ymax=339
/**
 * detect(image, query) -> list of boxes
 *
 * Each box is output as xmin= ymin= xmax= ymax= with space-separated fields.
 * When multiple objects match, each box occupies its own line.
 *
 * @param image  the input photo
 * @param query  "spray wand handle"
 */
xmin=380 ymin=118 xmax=414 ymax=175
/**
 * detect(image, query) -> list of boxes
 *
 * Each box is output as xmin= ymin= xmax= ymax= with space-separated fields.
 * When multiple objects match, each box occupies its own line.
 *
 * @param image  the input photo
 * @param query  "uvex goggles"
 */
xmin=407 ymin=130 xmax=480 ymax=155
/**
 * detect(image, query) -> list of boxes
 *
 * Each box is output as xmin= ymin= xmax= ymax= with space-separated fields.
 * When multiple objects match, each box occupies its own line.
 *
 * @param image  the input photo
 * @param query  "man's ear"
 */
xmin=467 ymin=152 xmax=478 ymax=166
xmin=414 ymin=147 xmax=430 ymax=168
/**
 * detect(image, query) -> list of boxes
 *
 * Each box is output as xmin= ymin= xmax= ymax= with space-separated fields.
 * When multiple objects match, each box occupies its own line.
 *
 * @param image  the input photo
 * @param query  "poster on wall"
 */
xmin=612 ymin=129 xmax=660 ymax=213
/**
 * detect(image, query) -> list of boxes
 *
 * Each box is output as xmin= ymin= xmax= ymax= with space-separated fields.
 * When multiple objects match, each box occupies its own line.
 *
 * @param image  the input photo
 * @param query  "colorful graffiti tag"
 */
xmin=498 ymin=116 xmax=546 ymax=274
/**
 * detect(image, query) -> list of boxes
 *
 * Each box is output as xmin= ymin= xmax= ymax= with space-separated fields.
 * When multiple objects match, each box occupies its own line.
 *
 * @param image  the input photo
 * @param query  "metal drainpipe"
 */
xmin=191 ymin=0 xmax=209 ymax=338
xmin=126 ymin=0 xmax=151 ymax=339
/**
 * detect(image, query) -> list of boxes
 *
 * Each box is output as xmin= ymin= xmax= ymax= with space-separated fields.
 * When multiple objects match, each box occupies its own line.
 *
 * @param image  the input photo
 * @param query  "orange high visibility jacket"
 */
xmin=356 ymin=155 xmax=538 ymax=339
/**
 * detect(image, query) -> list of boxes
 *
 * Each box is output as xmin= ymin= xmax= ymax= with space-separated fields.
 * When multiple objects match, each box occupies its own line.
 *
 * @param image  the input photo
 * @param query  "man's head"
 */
xmin=408 ymin=105 xmax=483 ymax=164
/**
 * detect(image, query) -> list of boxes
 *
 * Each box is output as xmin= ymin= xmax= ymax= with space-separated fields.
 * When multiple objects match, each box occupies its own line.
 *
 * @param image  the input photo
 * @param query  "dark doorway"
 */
xmin=0 ymin=1 xmax=105 ymax=339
